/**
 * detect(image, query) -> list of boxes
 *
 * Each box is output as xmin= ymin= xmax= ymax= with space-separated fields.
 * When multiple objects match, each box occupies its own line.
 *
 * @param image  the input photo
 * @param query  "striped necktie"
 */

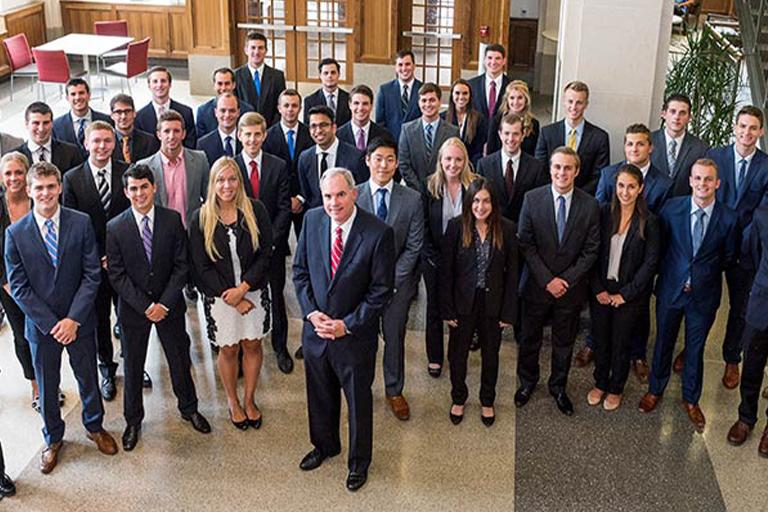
xmin=331 ymin=226 xmax=343 ymax=278
xmin=567 ymin=129 xmax=577 ymax=150
xmin=141 ymin=215 xmax=152 ymax=264
xmin=44 ymin=218 xmax=58 ymax=268
xmin=97 ymin=168 xmax=111 ymax=212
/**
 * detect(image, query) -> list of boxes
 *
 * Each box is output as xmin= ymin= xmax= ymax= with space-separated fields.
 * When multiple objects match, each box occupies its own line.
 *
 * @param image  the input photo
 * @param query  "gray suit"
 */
xmin=398 ymin=118 xmax=459 ymax=194
xmin=650 ymin=129 xmax=709 ymax=198
xmin=0 ymin=132 xmax=23 ymax=156
xmin=357 ymin=180 xmax=423 ymax=396
xmin=137 ymin=148 xmax=210 ymax=224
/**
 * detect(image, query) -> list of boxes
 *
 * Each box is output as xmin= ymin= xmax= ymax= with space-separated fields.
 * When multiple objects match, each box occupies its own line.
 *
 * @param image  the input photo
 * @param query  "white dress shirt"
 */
xmin=241 ymin=150 xmax=263 ymax=180
xmin=368 ymin=178 xmax=393 ymax=213
xmin=27 ymin=139 xmax=53 ymax=164
xmin=315 ymin=138 xmax=339 ymax=178
xmin=551 ymin=186 xmax=575 ymax=223
xmin=34 ymin=206 xmax=61 ymax=241
xmin=502 ymin=149 xmax=521 ymax=181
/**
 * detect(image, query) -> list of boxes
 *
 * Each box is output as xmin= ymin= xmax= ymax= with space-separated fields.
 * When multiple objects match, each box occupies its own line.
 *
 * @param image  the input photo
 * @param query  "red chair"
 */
xmin=102 ymin=37 xmax=150 ymax=93
xmin=31 ymin=49 xmax=86 ymax=101
xmin=94 ymin=20 xmax=129 ymax=66
xmin=2 ymin=33 xmax=37 ymax=101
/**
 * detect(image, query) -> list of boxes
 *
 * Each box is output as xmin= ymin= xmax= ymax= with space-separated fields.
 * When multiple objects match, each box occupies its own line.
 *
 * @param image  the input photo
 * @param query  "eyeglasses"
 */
xmin=112 ymin=109 xmax=134 ymax=116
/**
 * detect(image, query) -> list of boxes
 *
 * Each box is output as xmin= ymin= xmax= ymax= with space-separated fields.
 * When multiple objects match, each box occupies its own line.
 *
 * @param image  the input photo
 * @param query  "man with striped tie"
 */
xmin=196 ymin=92 xmax=242 ymax=166
xmin=5 ymin=161 xmax=117 ymax=474
xmin=62 ymin=121 xmax=130 ymax=402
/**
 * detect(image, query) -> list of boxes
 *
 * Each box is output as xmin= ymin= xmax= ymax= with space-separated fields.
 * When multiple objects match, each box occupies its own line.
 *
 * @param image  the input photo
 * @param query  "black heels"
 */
xmin=229 ymin=409 xmax=249 ymax=431
xmin=427 ymin=365 xmax=442 ymax=378
xmin=246 ymin=404 xmax=262 ymax=429
xmin=481 ymin=407 xmax=495 ymax=427
xmin=449 ymin=405 xmax=464 ymax=425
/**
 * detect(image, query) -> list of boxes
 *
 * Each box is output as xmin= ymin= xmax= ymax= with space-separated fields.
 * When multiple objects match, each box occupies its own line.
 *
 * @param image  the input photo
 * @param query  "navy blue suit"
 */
xmin=649 ymin=197 xmax=737 ymax=404
xmin=297 ymin=141 xmax=367 ymax=209
xmin=5 ymin=207 xmax=102 ymax=446
xmin=196 ymin=130 xmax=242 ymax=166
xmin=195 ymin=97 xmax=254 ymax=140
xmin=303 ymin=88 xmax=351 ymax=127
xmin=135 ymin=100 xmax=197 ymax=149
xmin=595 ymin=162 xmax=673 ymax=214
xmin=293 ymin=206 xmax=394 ymax=474
xmin=52 ymin=110 xmax=113 ymax=157
xmin=375 ymin=78 xmax=422 ymax=142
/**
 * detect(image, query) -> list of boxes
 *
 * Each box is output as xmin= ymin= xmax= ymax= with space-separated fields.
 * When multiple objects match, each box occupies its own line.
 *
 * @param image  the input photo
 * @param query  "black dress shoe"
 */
xmin=0 ymin=471 xmax=15 ymax=497
xmin=514 ymin=386 xmax=534 ymax=407
xmin=101 ymin=376 xmax=116 ymax=401
xmin=276 ymin=352 xmax=294 ymax=374
xmin=142 ymin=371 xmax=153 ymax=389
xmin=182 ymin=411 xmax=212 ymax=433
xmin=554 ymin=392 xmax=574 ymax=416
xmin=481 ymin=408 xmax=496 ymax=427
xmin=122 ymin=424 xmax=141 ymax=451
xmin=294 ymin=346 xmax=304 ymax=360
xmin=299 ymin=448 xmax=327 ymax=471
xmin=229 ymin=410 xmax=249 ymax=431
xmin=346 ymin=471 xmax=368 ymax=492
xmin=246 ymin=404 xmax=262 ymax=429
xmin=449 ymin=405 xmax=464 ymax=425
xmin=113 ymin=324 xmax=121 ymax=339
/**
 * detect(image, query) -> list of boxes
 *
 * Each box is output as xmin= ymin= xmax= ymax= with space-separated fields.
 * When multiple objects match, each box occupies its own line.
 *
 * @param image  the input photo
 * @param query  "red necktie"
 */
xmin=331 ymin=226 xmax=343 ymax=278
xmin=249 ymin=160 xmax=260 ymax=199
xmin=488 ymin=80 xmax=497 ymax=118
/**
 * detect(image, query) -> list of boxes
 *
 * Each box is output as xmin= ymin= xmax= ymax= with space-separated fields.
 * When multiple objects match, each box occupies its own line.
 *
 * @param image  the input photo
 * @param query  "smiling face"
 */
xmin=309 ymin=113 xmax=336 ymax=149
xmin=350 ymin=93 xmax=372 ymax=126
xmin=238 ymin=123 xmax=265 ymax=158
xmin=111 ymin=101 xmax=136 ymax=134
xmin=550 ymin=152 xmax=580 ymax=194
xmin=124 ymin=177 xmax=156 ymax=214
xmin=214 ymin=165 xmax=240 ymax=204
xmin=278 ymin=94 xmax=301 ymax=125
xmin=615 ymin=171 xmax=643 ymax=207
xmin=66 ymin=84 xmax=91 ymax=117
xmin=26 ymin=112 xmax=53 ymax=146
xmin=419 ymin=92 xmax=440 ymax=121
xmin=506 ymin=88 xmax=528 ymax=115
xmin=451 ymin=83 xmax=470 ymax=112
xmin=440 ymin=143 xmax=466 ymax=181
xmin=484 ymin=50 xmax=506 ymax=78
xmin=624 ymin=133 xmax=652 ymax=168
xmin=148 ymin=70 xmax=171 ymax=104
xmin=395 ymin=54 xmax=415 ymax=82
xmin=215 ymin=95 xmax=240 ymax=133
xmin=157 ymin=120 xmax=185 ymax=157
xmin=366 ymin=145 xmax=397 ymax=186
xmin=213 ymin=71 xmax=236 ymax=95
xmin=2 ymin=159 xmax=27 ymax=195
xmin=322 ymin=173 xmax=357 ymax=224
xmin=689 ymin=162 xmax=720 ymax=205
xmin=734 ymin=113 xmax=764 ymax=154
xmin=499 ymin=119 xmax=524 ymax=156
xmin=245 ymin=38 xmax=267 ymax=68
xmin=29 ymin=174 xmax=61 ymax=218
xmin=562 ymin=88 xmax=588 ymax=125
xmin=472 ymin=188 xmax=493 ymax=223
xmin=85 ymin=128 xmax=116 ymax=168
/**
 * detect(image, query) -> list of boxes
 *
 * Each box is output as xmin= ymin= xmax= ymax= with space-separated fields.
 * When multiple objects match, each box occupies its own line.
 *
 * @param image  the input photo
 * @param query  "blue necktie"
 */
xmin=141 ymin=215 xmax=153 ymax=264
xmin=77 ymin=118 xmax=86 ymax=147
xmin=692 ymin=208 xmax=706 ymax=256
xmin=224 ymin=136 xmax=234 ymax=157
xmin=253 ymin=69 xmax=261 ymax=99
xmin=44 ymin=218 xmax=58 ymax=269
xmin=287 ymin=129 xmax=295 ymax=160
xmin=556 ymin=195 xmax=566 ymax=244
xmin=425 ymin=123 xmax=434 ymax=159
xmin=737 ymin=158 xmax=748 ymax=195
xmin=376 ymin=188 xmax=388 ymax=220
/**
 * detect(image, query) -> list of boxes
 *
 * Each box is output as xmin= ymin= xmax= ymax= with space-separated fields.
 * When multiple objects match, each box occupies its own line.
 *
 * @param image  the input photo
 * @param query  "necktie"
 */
xmin=692 ymin=208 xmax=706 ymax=255
xmin=253 ymin=69 xmax=261 ymax=99
xmin=157 ymin=105 xmax=166 ymax=118
xmin=567 ymin=129 xmax=577 ymax=150
xmin=249 ymin=159 xmax=260 ymax=199
xmin=356 ymin=128 xmax=366 ymax=152
xmin=77 ymin=118 xmax=86 ymax=147
xmin=425 ymin=123 xmax=434 ymax=159
xmin=667 ymin=138 xmax=677 ymax=176
xmin=331 ymin=226 xmax=343 ymax=278
xmin=488 ymin=80 xmax=497 ymax=118
xmin=97 ymin=168 xmax=111 ymax=212
xmin=141 ymin=215 xmax=152 ymax=264
xmin=38 ymin=147 xmax=46 ymax=162
xmin=320 ymin=152 xmax=329 ymax=177
xmin=287 ymin=129 xmax=296 ymax=160
xmin=556 ymin=195 xmax=566 ymax=244
xmin=224 ymin=136 xmax=234 ymax=157
xmin=122 ymin=135 xmax=131 ymax=163
xmin=401 ymin=84 xmax=409 ymax=116
xmin=44 ymin=218 xmax=58 ymax=268
xmin=328 ymin=93 xmax=336 ymax=114
xmin=376 ymin=188 xmax=388 ymax=220
xmin=505 ymin=158 xmax=515 ymax=199
xmin=737 ymin=158 xmax=748 ymax=194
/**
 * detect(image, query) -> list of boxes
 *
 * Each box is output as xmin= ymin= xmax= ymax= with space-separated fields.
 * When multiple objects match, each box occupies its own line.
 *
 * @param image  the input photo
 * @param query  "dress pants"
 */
xmin=95 ymin=270 xmax=119 ymax=379
xmin=381 ymin=278 xmax=416 ymax=397
xmin=448 ymin=290 xmax=502 ymax=407
xmin=649 ymin=297 xmax=717 ymax=404
xmin=517 ymin=298 xmax=582 ymax=395
xmin=122 ymin=312 xmax=198 ymax=426
xmin=585 ymin=304 xmax=648 ymax=360
xmin=737 ymin=325 xmax=768 ymax=426
xmin=0 ymin=287 xmax=34 ymax=380
xmin=303 ymin=333 xmax=376 ymax=474
xmin=422 ymin=258 xmax=445 ymax=366
xmin=292 ymin=211 xmax=305 ymax=241
xmin=722 ymin=265 xmax=752 ymax=364
xmin=29 ymin=330 xmax=104 ymax=446
xmin=269 ymin=248 xmax=288 ymax=356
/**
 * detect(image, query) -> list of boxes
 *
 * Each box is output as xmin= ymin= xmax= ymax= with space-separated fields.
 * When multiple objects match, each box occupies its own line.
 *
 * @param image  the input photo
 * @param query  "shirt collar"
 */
xmin=242 ymin=150 xmax=262 ymax=169
xmin=638 ymin=161 xmax=651 ymax=177
xmin=332 ymin=205 xmax=358 ymax=233
xmin=422 ymin=118 xmax=439 ymax=131
xmin=369 ymin=178 xmax=394 ymax=197
xmin=734 ymin=144 xmax=757 ymax=165
xmin=551 ymin=185 xmax=574 ymax=203
xmin=89 ymin=159 xmax=113 ymax=175
xmin=399 ymin=78 xmax=415 ymax=90
xmin=153 ymin=99 xmax=171 ymax=111
xmin=352 ymin=120 xmax=371 ymax=132
xmin=281 ymin=121 xmax=299 ymax=135
xmin=485 ymin=73 xmax=502 ymax=86
xmin=28 ymin=139 xmax=52 ymax=153
xmin=565 ymin=118 xmax=585 ymax=135
xmin=502 ymin=149 xmax=521 ymax=168
xmin=219 ymin=128 xmax=236 ymax=143
xmin=315 ymin=137 xmax=339 ymax=155
xmin=131 ymin=205 xmax=155 ymax=226
xmin=70 ymin=109 xmax=93 ymax=123
xmin=691 ymin=197 xmax=715 ymax=218
xmin=248 ymin=62 xmax=266 ymax=78
xmin=664 ymin=129 xmax=685 ymax=147
xmin=160 ymin=150 xmax=183 ymax=167
xmin=34 ymin=205 xmax=61 ymax=233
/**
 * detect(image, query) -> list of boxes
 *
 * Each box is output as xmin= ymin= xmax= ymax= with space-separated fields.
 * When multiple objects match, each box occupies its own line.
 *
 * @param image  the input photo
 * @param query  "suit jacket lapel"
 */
xmin=55 ymin=209 xmax=73 ymax=281
xmin=183 ymin=149 xmax=197 ymax=209
xmin=675 ymin=133 xmax=694 ymax=177
xmin=545 ymin=190 xmax=559 ymax=247
xmin=152 ymin=153 xmax=167 ymax=206
xmin=25 ymin=213 xmax=53 ymax=272
xmin=699 ymin=202 xmax=722 ymax=255
xmin=738 ymin=151 xmax=765 ymax=204
xmin=387 ymin=185 xmax=403 ymax=223
xmin=320 ymin=214 xmax=331 ymax=285
xmin=330 ymin=215 xmax=363 ymax=291
xmin=560 ymin=194 xmax=581 ymax=248
xmin=358 ymin=183 xmax=373 ymax=213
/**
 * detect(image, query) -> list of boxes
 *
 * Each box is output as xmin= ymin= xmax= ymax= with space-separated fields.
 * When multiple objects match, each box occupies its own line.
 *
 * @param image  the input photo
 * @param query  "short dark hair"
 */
xmin=157 ymin=109 xmax=185 ymax=131
xmin=24 ymin=102 xmax=53 ymax=121
xmin=366 ymin=136 xmax=397 ymax=157
xmin=736 ymin=105 xmax=764 ymax=129
xmin=66 ymin=77 xmax=90 ymax=94
xmin=123 ymin=163 xmax=155 ymax=188
xmin=349 ymin=84 xmax=374 ymax=103
xmin=147 ymin=66 xmax=172 ymax=84
xmin=110 ymin=93 xmax=135 ymax=111
xmin=625 ymin=123 xmax=652 ymax=144
xmin=212 ymin=67 xmax=235 ymax=83
xmin=246 ymin=31 xmax=267 ymax=45
xmin=395 ymin=49 xmax=415 ymax=62
xmin=419 ymin=82 xmax=442 ymax=99
xmin=308 ymin=105 xmax=335 ymax=124
xmin=318 ymin=58 xmax=340 ymax=73
xmin=484 ymin=44 xmax=506 ymax=58
xmin=663 ymin=93 xmax=692 ymax=111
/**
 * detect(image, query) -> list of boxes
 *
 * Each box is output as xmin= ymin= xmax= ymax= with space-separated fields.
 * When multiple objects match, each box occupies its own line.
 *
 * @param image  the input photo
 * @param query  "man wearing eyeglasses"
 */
xmin=110 ymin=94 xmax=159 ymax=164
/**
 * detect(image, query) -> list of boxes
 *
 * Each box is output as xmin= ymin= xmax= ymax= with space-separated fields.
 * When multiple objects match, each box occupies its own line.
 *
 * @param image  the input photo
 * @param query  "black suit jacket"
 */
xmin=468 ymin=74 xmax=511 ymax=123
xmin=297 ymin=141 xmax=368 ymax=208
xmin=476 ymin=150 xmax=549 ymax=223
xmin=535 ymin=120 xmax=610 ymax=194
xmin=61 ymin=159 xmax=131 ymax=257
xmin=650 ymin=129 xmax=709 ymax=197
xmin=234 ymin=152 xmax=291 ymax=254
xmin=518 ymin=185 xmax=600 ymax=306
xmin=263 ymin=122 xmax=313 ymax=196
xmin=422 ymin=186 xmax=467 ymax=266
xmin=14 ymin=139 xmax=85 ymax=176
xmin=303 ymin=88 xmax=351 ymax=126
xmin=440 ymin=216 xmax=518 ymax=323
xmin=197 ymin=130 xmax=242 ymax=166
xmin=234 ymin=64 xmax=286 ymax=126
xmin=134 ymin=100 xmax=197 ymax=149
xmin=106 ymin=205 xmax=189 ymax=323
xmin=487 ymin=115 xmax=540 ymax=157
xmin=52 ymin=109 xmax=113 ymax=157
xmin=112 ymin=129 xmax=160 ymax=164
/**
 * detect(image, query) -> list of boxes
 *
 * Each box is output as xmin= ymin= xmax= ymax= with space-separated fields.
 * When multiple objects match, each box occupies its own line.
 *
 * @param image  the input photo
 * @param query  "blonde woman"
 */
xmin=422 ymin=137 xmax=475 ymax=378
xmin=188 ymin=157 xmax=273 ymax=430
xmin=487 ymin=80 xmax=539 ymax=156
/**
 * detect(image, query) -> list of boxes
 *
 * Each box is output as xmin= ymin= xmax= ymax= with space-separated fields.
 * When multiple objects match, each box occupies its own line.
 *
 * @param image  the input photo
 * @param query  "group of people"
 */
xmin=1 ymin=32 xmax=768 ymax=499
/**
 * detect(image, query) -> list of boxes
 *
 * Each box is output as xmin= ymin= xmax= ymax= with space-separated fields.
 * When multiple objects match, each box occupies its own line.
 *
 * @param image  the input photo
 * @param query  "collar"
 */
xmin=70 ymin=109 xmax=93 ymax=124
xmin=664 ymin=129 xmax=685 ymax=146
xmin=502 ymin=149 xmax=521 ymax=168
xmin=691 ymin=197 xmax=715 ymax=218
xmin=352 ymin=120 xmax=371 ymax=132
xmin=248 ymin=62 xmax=266 ymax=78
xmin=34 ymin=205 xmax=61 ymax=232
xmin=281 ymin=120 xmax=299 ymax=135
xmin=422 ymin=118 xmax=440 ymax=131
xmin=637 ymin=161 xmax=651 ymax=177
xmin=28 ymin=139 xmax=52 ymax=153
xmin=399 ymin=78 xmax=415 ymax=90
xmin=551 ymin=185 xmax=574 ymax=203
xmin=565 ymin=118 xmax=585 ymax=134
xmin=332 ymin=205 xmax=358 ymax=233
xmin=369 ymin=179 xmax=394 ymax=197
xmin=242 ymin=150 xmax=262 ymax=169
xmin=160 ymin=150 xmax=184 ymax=167
xmin=89 ymin=159 xmax=113 ymax=175
xmin=153 ymin=99 xmax=171 ymax=111
xmin=131 ymin=205 xmax=155 ymax=226
xmin=734 ymin=144 xmax=757 ymax=165
xmin=219 ymin=127 xmax=236 ymax=141
xmin=315 ymin=137 xmax=339 ymax=155
xmin=485 ymin=73 xmax=502 ymax=86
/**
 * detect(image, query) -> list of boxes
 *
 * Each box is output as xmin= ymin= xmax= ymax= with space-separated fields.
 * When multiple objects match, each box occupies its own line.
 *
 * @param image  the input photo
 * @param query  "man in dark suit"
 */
xmin=726 ymin=204 xmax=768 ymax=456
xmin=106 ymin=164 xmax=210 ymax=451
xmin=293 ymin=167 xmax=394 ymax=491
xmin=338 ymin=85 xmax=391 ymax=153
xmin=297 ymin=105 xmax=367 ymax=210
xmin=195 ymin=67 xmax=255 ymax=140
xmin=5 ymin=162 xmax=118 ymax=474
xmin=375 ymin=49 xmax=422 ymax=142
xmin=640 ymin=159 xmax=737 ymax=431
xmin=134 ymin=66 xmax=197 ymax=149
xmin=468 ymin=43 xmax=510 ymax=134
xmin=398 ymin=83 xmax=459 ymax=194
xmin=196 ymin=92 xmax=242 ymax=166
xmin=515 ymin=146 xmax=600 ymax=416
xmin=52 ymin=78 xmax=112 ymax=157
xmin=234 ymin=31 xmax=286 ymax=126
xmin=62 ymin=121 xmax=129 ymax=402
xmin=650 ymin=94 xmax=709 ymax=197
xmin=356 ymin=136 xmax=423 ymax=420
xmin=303 ymin=58 xmax=351 ymax=127
xmin=15 ymin=102 xmax=84 ymax=174
xmin=476 ymin=112 xmax=548 ymax=224
xmin=234 ymin=112 xmax=293 ymax=374
xmin=535 ymin=81 xmax=609 ymax=194
xmin=109 ymin=94 xmax=159 ymax=164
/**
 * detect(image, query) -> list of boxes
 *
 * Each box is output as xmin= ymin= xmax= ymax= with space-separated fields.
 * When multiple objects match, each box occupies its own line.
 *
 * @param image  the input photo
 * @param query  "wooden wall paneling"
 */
xmin=396 ymin=0 xmax=412 ymax=56
xmin=5 ymin=2 xmax=47 ymax=47
xmin=115 ymin=7 xmax=171 ymax=58
xmin=700 ymin=0 xmax=733 ymax=14
xmin=508 ymin=18 xmax=537 ymax=71
xmin=464 ymin=0 xmax=509 ymax=71
xmin=60 ymin=2 xmax=112 ymax=34
xmin=188 ymin=0 xmax=230 ymax=55
xmin=358 ymin=0 xmax=397 ymax=63
xmin=0 ymin=33 xmax=11 ymax=77
xmin=169 ymin=9 xmax=191 ymax=57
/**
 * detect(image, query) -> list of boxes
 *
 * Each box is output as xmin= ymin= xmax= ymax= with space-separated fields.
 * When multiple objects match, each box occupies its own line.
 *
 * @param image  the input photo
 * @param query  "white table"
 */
xmin=35 ymin=33 xmax=134 ymax=80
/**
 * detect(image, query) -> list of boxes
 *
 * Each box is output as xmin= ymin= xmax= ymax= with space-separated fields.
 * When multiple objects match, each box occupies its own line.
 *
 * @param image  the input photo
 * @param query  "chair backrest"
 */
xmin=2 ymin=33 xmax=33 ymax=71
xmin=126 ymin=37 xmax=150 ymax=78
xmin=32 ymin=49 xmax=71 ymax=84
xmin=94 ymin=20 xmax=129 ymax=37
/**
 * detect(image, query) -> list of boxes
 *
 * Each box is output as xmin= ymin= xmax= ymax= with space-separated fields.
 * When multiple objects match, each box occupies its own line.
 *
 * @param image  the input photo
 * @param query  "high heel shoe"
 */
xmin=481 ymin=407 xmax=495 ymax=427
xmin=229 ymin=409 xmax=249 ymax=431
xmin=427 ymin=365 xmax=442 ymax=378
xmin=246 ymin=404 xmax=262 ymax=429
xmin=449 ymin=405 xmax=464 ymax=425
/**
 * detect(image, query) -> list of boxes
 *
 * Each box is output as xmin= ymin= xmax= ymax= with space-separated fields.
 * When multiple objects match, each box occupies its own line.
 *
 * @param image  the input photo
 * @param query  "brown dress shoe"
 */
xmin=40 ymin=441 xmax=63 ymax=474
xmin=87 ymin=430 xmax=118 ymax=455
xmin=638 ymin=393 xmax=660 ymax=412
xmin=722 ymin=363 xmax=740 ymax=390
xmin=386 ymin=395 xmax=410 ymax=421
xmin=726 ymin=420 xmax=752 ymax=446
xmin=759 ymin=426 xmax=768 ymax=458
xmin=672 ymin=351 xmax=685 ymax=374
xmin=631 ymin=359 xmax=649 ymax=383
xmin=683 ymin=402 xmax=706 ymax=432
xmin=573 ymin=346 xmax=594 ymax=368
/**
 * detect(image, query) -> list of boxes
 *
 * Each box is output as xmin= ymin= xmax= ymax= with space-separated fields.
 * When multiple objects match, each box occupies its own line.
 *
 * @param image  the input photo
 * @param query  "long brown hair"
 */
xmin=461 ymin=176 xmax=503 ymax=251
xmin=445 ymin=78 xmax=481 ymax=144
xmin=610 ymin=164 xmax=649 ymax=239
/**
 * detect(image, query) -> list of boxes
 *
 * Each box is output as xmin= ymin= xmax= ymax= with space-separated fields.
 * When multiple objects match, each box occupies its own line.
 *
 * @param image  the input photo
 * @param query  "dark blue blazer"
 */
xmin=52 ymin=109 xmax=113 ymax=156
xmin=650 ymin=129 xmax=709 ymax=197
xmin=263 ymin=122 xmax=313 ymax=196
xmin=744 ymin=205 xmax=768 ymax=330
xmin=197 ymin=130 xmax=242 ymax=166
xmin=467 ymin=74 xmax=511 ymax=121
xmin=297 ymin=141 xmax=367 ymax=209
xmin=234 ymin=64 xmax=286 ymax=126
xmin=5 ymin=207 xmax=101 ymax=340
xmin=134 ymin=100 xmax=197 ymax=149
xmin=195 ymin=97 xmax=255 ymax=139
xmin=303 ymin=88 xmax=351 ymax=127
xmin=654 ymin=196 xmax=737 ymax=315
xmin=375 ymin=78 xmax=422 ymax=142
xmin=595 ymin=162 xmax=673 ymax=214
